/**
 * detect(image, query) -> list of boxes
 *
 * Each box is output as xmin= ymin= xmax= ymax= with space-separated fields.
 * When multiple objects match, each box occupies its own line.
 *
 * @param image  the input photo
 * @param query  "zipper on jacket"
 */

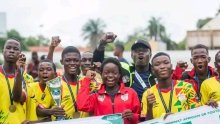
xmin=112 ymin=101 xmax=115 ymax=114
xmin=110 ymin=94 xmax=115 ymax=114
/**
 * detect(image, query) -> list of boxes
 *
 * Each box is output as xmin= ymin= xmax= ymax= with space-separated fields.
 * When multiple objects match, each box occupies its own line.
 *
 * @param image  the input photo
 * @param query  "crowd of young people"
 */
xmin=0 ymin=32 xmax=219 ymax=124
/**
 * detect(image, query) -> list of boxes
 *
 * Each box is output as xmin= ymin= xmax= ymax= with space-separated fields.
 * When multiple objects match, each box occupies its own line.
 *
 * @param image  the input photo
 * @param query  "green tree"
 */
xmin=25 ymin=35 xmax=49 ymax=47
xmin=105 ymin=43 xmax=114 ymax=51
xmin=82 ymin=18 xmax=106 ymax=50
xmin=147 ymin=17 xmax=165 ymax=39
xmin=105 ymin=40 xmax=126 ymax=51
xmin=147 ymin=17 xmax=176 ymax=50
xmin=124 ymin=36 xmax=139 ymax=51
xmin=161 ymin=33 xmax=177 ymax=50
xmin=123 ymin=29 xmax=149 ymax=51
xmin=196 ymin=18 xmax=212 ymax=29
xmin=37 ymin=35 xmax=49 ymax=46
xmin=112 ymin=17 xmax=177 ymax=51
xmin=0 ymin=29 xmax=49 ymax=51
xmin=176 ymin=38 xmax=186 ymax=50
xmin=7 ymin=29 xmax=28 ymax=51
xmin=7 ymin=29 xmax=24 ymax=41
xmin=0 ymin=37 xmax=7 ymax=51
xmin=25 ymin=36 xmax=40 ymax=46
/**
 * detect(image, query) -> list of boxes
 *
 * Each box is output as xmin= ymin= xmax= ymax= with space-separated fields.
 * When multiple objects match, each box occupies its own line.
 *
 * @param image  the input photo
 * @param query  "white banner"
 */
xmin=38 ymin=104 xmax=220 ymax=124
xmin=39 ymin=114 xmax=123 ymax=124
xmin=141 ymin=103 xmax=220 ymax=124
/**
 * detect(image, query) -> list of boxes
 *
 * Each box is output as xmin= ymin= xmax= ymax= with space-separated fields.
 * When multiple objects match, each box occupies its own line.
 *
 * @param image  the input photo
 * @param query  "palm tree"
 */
xmin=147 ymin=17 xmax=165 ymax=40
xmin=82 ymin=18 xmax=106 ymax=50
xmin=147 ymin=17 xmax=178 ymax=50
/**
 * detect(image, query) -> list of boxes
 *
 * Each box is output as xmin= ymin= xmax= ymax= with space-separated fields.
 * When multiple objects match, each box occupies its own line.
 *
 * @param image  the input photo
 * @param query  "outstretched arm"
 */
xmin=93 ymin=32 xmax=117 ymax=63
xmin=47 ymin=36 xmax=61 ymax=61
xmin=13 ymin=53 xmax=26 ymax=103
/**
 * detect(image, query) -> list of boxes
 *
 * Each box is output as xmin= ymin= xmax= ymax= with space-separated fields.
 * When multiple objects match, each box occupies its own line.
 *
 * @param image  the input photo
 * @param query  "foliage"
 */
xmin=7 ymin=29 xmax=25 ymax=41
xmin=0 ymin=37 xmax=7 ymax=51
xmin=25 ymin=36 xmax=40 ymax=46
xmin=7 ymin=29 xmax=28 ymax=51
xmin=196 ymin=18 xmax=212 ymax=29
xmin=105 ymin=40 xmax=126 ymax=51
xmin=0 ymin=58 xmax=2 ymax=65
xmin=123 ymin=17 xmax=178 ymax=50
xmin=0 ymin=29 xmax=50 ymax=52
xmin=105 ymin=43 xmax=114 ymax=51
xmin=176 ymin=39 xmax=186 ymax=50
xmin=37 ymin=35 xmax=49 ymax=46
xmin=147 ymin=17 xmax=165 ymax=39
xmin=160 ymin=33 xmax=177 ymax=50
xmin=82 ymin=18 xmax=106 ymax=50
xmin=123 ymin=29 xmax=149 ymax=51
xmin=26 ymin=35 xmax=49 ymax=47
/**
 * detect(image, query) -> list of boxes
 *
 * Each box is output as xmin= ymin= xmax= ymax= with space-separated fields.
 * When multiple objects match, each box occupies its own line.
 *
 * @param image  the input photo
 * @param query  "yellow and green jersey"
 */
xmin=200 ymin=77 xmax=220 ymax=105
xmin=141 ymin=80 xmax=199 ymax=119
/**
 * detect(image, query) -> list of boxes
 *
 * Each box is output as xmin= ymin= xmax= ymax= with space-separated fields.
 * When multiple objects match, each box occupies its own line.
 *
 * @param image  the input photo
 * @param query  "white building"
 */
xmin=0 ymin=12 xmax=7 ymax=38
xmin=186 ymin=14 xmax=220 ymax=49
xmin=201 ymin=14 xmax=220 ymax=30
xmin=148 ymin=37 xmax=167 ymax=51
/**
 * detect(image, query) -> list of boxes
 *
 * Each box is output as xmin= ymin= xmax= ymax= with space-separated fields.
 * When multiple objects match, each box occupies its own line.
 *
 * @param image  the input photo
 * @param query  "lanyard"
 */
xmin=2 ymin=66 xmax=14 ymax=106
xmin=194 ymin=71 xmax=211 ymax=101
xmin=20 ymin=70 xmax=27 ymax=92
xmin=63 ymin=75 xmax=79 ymax=112
xmin=157 ymin=81 xmax=174 ymax=113
xmin=135 ymin=71 xmax=151 ymax=89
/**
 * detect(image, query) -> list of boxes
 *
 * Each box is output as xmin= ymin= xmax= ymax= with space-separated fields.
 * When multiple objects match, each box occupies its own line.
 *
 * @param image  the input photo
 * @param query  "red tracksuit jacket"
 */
xmin=172 ymin=66 xmax=217 ymax=94
xmin=77 ymin=77 xmax=140 ymax=124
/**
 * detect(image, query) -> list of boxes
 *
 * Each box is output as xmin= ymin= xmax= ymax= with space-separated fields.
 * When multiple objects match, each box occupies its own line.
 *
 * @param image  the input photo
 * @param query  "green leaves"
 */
xmin=82 ymin=18 xmax=106 ymax=50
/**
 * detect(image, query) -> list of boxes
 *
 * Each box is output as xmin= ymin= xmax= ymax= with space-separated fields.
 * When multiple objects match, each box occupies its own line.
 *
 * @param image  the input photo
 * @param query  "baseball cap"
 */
xmin=131 ymin=39 xmax=151 ymax=51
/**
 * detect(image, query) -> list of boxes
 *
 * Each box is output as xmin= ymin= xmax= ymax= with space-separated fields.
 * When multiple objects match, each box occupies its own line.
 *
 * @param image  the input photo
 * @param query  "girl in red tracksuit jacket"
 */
xmin=77 ymin=57 xmax=140 ymax=124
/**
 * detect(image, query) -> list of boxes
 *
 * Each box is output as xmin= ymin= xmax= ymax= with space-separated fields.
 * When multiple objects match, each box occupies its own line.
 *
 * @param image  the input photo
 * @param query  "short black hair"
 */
xmin=101 ymin=57 xmax=122 ymax=79
xmin=7 ymin=38 xmax=20 ymax=43
xmin=61 ymin=46 xmax=81 ymax=59
xmin=82 ymin=51 xmax=93 ymax=54
xmin=39 ymin=59 xmax=57 ymax=72
xmin=191 ymin=44 xmax=209 ymax=55
xmin=82 ymin=51 xmax=93 ymax=58
xmin=115 ymin=43 xmax=124 ymax=52
xmin=32 ymin=51 xmax=38 ymax=56
xmin=4 ymin=39 xmax=21 ymax=50
xmin=215 ymin=51 xmax=220 ymax=62
xmin=40 ymin=55 xmax=47 ymax=60
xmin=151 ymin=52 xmax=171 ymax=64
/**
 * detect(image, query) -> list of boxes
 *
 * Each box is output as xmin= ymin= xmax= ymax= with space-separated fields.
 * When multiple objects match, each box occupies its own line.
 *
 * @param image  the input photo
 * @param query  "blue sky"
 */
xmin=0 ymin=0 xmax=219 ymax=47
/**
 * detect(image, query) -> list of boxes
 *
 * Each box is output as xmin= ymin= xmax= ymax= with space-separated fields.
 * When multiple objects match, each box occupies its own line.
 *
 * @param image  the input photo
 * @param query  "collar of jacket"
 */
xmin=188 ymin=66 xmax=217 ymax=78
xmin=129 ymin=63 xmax=156 ymax=87
xmin=98 ymin=82 xmax=127 ymax=95
xmin=129 ymin=63 xmax=152 ymax=73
